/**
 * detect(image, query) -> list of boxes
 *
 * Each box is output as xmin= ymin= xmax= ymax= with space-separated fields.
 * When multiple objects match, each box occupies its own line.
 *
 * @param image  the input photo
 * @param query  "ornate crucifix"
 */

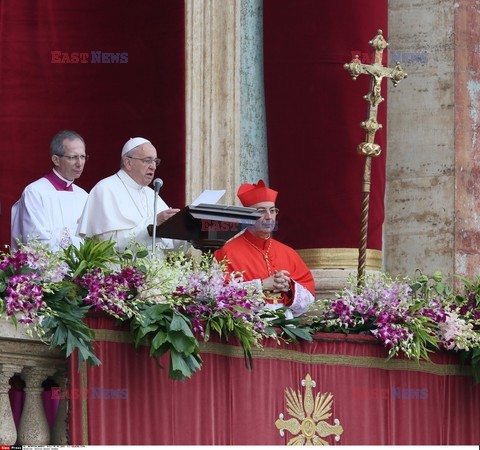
xmin=344 ymin=29 xmax=407 ymax=286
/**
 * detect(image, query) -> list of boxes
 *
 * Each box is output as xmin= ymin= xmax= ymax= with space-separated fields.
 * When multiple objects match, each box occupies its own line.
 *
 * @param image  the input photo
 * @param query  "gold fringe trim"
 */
xmin=296 ymin=248 xmax=383 ymax=270
xmin=94 ymin=329 xmax=135 ymax=344
xmin=199 ymin=342 xmax=471 ymax=377
xmin=91 ymin=329 xmax=470 ymax=377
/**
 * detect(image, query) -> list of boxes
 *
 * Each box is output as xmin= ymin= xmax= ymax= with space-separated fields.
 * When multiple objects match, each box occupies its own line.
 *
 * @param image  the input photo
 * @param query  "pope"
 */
xmin=77 ymin=137 xmax=182 ymax=252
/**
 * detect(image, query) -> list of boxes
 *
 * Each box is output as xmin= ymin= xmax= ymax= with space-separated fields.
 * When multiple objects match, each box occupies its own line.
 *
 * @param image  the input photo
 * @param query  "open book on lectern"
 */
xmin=147 ymin=189 xmax=261 ymax=250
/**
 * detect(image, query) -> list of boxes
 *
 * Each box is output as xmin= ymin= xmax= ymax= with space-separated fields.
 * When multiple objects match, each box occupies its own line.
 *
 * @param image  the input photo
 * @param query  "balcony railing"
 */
xmin=0 ymin=321 xmax=68 ymax=445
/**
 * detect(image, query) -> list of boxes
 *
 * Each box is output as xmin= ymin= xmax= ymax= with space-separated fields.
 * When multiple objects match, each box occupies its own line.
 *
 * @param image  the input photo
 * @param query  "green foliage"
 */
xmin=130 ymin=304 xmax=202 ymax=381
xmin=63 ymin=238 xmax=119 ymax=278
xmin=3 ymin=240 xmax=480 ymax=384
xmin=264 ymin=309 xmax=314 ymax=344
xmin=41 ymin=286 xmax=100 ymax=366
xmin=118 ymin=246 xmax=149 ymax=273
xmin=452 ymin=275 xmax=480 ymax=383
xmin=410 ymin=270 xmax=452 ymax=301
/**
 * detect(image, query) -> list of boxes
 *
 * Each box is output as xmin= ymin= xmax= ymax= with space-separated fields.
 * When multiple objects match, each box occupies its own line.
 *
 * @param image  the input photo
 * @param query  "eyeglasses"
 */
xmin=256 ymin=207 xmax=279 ymax=216
xmin=56 ymin=154 xmax=89 ymax=162
xmin=126 ymin=156 xmax=161 ymax=167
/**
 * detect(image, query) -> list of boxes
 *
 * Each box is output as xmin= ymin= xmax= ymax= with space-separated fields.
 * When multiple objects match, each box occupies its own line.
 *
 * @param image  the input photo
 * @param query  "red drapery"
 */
xmin=263 ymin=0 xmax=387 ymax=251
xmin=0 ymin=0 xmax=185 ymax=246
xmin=68 ymin=317 xmax=480 ymax=445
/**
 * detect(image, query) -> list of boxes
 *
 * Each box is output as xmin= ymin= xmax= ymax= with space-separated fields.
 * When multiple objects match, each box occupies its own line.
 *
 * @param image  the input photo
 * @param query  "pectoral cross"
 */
xmin=344 ymin=29 xmax=407 ymax=286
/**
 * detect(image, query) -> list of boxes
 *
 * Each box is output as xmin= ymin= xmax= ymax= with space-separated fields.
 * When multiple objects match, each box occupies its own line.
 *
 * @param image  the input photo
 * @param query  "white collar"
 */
xmin=117 ymin=169 xmax=144 ymax=191
xmin=53 ymin=168 xmax=74 ymax=187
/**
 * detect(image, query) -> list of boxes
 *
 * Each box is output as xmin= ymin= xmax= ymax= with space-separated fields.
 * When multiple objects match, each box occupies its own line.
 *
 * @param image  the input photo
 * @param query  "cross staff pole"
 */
xmin=343 ymin=30 xmax=407 ymax=287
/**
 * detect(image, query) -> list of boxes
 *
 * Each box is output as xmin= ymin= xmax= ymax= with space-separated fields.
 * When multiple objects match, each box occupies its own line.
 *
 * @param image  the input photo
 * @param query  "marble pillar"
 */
xmin=18 ymin=367 xmax=56 ymax=445
xmin=240 ymin=0 xmax=269 ymax=184
xmin=51 ymin=370 xmax=69 ymax=445
xmin=185 ymin=0 xmax=241 ymax=206
xmin=0 ymin=364 xmax=23 ymax=445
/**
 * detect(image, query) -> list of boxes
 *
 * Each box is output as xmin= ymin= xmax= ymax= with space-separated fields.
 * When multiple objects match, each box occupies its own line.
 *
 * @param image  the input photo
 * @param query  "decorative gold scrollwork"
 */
xmin=343 ymin=29 xmax=408 ymax=285
xmin=275 ymin=374 xmax=344 ymax=445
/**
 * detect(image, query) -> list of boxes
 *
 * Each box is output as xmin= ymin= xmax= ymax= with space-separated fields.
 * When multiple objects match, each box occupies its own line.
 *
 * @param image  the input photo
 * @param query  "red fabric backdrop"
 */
xmin=0 ymin=0 xmax=185 ymax=246
xmin=68 ymin=317 xmax=480 ymax=445
xmin=263 ymin=0 xmax=387 ymax=250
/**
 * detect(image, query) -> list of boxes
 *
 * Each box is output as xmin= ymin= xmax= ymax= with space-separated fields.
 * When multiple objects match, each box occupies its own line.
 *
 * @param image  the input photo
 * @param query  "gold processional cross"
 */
xmin=343 ymin=30 xmax=407 ymax=286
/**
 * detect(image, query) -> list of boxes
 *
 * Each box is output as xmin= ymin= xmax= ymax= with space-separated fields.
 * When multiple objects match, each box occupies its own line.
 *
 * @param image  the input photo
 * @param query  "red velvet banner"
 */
xmin=68 ymin=317 xmax=480 ymax=445
xmin=263 ymin=0 xmax=388 ymax=251
xmin=0 ymin=1 xmax=185 ymax=246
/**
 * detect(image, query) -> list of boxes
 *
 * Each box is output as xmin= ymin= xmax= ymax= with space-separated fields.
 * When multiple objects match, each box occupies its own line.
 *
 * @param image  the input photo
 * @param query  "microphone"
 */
xmin=153 ymin=178 xmax=163 ymax=194
xmin=152 ymin=178 xmax=163 ymax=255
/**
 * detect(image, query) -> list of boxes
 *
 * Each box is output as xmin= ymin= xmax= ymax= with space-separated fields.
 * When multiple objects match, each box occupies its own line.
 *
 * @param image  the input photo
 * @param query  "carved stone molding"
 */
xmin=0 ymin=330 xmax=66 ymax=446
xmin=0 ymin=337 xmax=66 ymax=370
xmin=185 ymin=0 xmax=241 ymax=205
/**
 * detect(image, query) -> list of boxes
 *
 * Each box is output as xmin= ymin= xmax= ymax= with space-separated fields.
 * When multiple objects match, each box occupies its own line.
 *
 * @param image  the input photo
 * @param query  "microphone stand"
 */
xmin=152 ymin=192 xmax=158 ymax=256
xmin=151 ymin=178 xmax=163 ymax=257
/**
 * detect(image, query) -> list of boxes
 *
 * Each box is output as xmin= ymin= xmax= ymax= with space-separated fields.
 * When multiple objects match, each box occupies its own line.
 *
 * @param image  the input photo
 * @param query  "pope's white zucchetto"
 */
xmin=121 ymin=137 xmax=151 ymax=157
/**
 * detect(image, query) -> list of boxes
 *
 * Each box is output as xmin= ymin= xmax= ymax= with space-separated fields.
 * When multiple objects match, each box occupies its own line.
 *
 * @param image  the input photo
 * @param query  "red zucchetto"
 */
xmin=237 ymin=179 xmax=278 ymax=207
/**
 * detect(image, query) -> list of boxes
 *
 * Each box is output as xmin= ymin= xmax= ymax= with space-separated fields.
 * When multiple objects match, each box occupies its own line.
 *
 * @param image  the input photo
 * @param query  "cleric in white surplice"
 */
xmin=76 ymin=137 xmax=182 ymax=252
xmin=11 ymin=130 xmax=89 ymax=251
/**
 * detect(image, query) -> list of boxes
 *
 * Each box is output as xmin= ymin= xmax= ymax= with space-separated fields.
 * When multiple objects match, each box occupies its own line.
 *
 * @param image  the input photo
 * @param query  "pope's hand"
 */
xmin=262 ymin=270 xmax=291 ymax=293
xmin=156 ymin=208 xmax=180 ymax=225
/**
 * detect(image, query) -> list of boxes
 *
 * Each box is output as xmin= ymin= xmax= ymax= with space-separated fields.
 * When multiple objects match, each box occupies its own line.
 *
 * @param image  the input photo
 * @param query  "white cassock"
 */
xmin=77 ymin=169 xmax=184 ymax=252
xmin=11 ymin=176 xmax=88 ymax=251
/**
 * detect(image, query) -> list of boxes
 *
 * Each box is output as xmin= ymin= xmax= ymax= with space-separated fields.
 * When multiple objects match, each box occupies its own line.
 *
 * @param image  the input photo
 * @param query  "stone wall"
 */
xmin=387 ymin=0 xmax=480 ymax=282
xmin=453 ymin=0 xmax=480 ymax=280
xmin=385 ymin=0 xmax=456 ymax=279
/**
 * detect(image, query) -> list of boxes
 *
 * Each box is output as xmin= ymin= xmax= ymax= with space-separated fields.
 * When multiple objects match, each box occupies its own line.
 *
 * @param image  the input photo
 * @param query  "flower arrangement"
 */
xmin=305 ymin=271 xmax=480 ymax=382
xmin=0 ymin=241 xmax=69 ymax=324
xmin=0 ymin=240 xmax=281 ymax=380
xmin=1 ymin=240 xmax=479 ymax=382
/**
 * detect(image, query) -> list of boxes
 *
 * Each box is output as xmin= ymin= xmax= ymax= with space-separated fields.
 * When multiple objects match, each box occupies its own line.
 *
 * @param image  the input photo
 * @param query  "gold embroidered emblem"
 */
xmin=275 ymin=374 xmax=344 ymax=445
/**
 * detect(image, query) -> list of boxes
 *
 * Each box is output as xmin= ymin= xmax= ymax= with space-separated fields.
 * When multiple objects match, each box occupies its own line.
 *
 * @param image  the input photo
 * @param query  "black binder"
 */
xmin=147 ymin=203 xmax=261 ymax=251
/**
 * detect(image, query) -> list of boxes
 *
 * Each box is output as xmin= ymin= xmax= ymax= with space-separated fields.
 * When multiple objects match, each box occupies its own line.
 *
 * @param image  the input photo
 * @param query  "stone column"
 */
xmin=297 ymin=250 xmax=382 ymax=299
xmin=0 ymin=364 xmax=23 ymax=445
xmin=239 ymin=0 xmax=269 ymax=184
xmin=185 ymin=0 xmax=241 ymax=205
xmin=18 ymin=367 xmax=56 ymax=445
xmin=51 ymin=370 xmax=68 ymax=445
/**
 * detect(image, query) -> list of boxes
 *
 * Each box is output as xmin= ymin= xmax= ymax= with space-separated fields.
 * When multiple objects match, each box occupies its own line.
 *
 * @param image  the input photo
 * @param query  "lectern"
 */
xmin=147 ymin=203 xmax=261 ymax=252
